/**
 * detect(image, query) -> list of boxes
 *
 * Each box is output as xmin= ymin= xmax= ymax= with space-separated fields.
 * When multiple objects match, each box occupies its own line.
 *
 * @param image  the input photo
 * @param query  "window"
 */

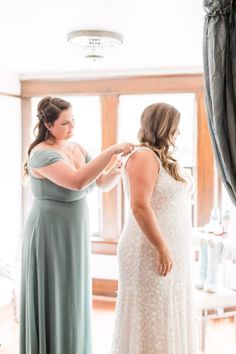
xmin=21 ymin=74 xmax=214 ymax=246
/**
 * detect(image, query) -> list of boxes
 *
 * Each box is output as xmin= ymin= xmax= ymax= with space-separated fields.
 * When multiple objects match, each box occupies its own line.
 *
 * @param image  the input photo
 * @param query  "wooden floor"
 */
xmin=0 ymin=298 xmax=235 ymax=354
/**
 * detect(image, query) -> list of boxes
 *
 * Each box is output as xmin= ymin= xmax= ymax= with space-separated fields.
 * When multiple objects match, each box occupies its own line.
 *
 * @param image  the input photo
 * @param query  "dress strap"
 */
xmin=122 ymin=146 xmax=162 ymax=171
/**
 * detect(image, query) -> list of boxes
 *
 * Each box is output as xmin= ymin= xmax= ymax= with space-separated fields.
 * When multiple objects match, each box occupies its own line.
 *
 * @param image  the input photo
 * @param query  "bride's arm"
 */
xmin=126 ymin=149 xmax=173 ymax=276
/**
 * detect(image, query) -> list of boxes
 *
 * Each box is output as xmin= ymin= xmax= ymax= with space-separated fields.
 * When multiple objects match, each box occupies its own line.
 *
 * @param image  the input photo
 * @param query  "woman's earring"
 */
xmin=45 ymin=129 xmax=50 ymax=140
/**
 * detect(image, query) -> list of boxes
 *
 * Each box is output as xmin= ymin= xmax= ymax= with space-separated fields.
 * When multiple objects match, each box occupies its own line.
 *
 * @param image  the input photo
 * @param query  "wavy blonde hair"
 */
xmin=138 ymin=102 xmax=185 ymax=182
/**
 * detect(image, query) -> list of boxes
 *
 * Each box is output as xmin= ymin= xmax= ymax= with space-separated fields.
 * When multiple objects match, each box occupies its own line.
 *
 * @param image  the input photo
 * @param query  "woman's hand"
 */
xmin=96 ymin=158 xmax=123 ymax=191
xmin=111 ymin=159 xmax=123 ymax=175
xmin=156 ymin=247 xmax=173 ymax=277
xmin=109 ymin=143 xmax=135 ymax=156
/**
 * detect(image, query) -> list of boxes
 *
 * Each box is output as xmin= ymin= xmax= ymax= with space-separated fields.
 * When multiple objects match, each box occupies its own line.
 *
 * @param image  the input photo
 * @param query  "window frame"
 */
xmin=21 ymin=74 xmax=214 ymax=254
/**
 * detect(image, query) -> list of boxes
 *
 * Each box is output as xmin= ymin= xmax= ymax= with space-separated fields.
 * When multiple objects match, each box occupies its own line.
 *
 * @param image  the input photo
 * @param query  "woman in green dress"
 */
xmin=20 ymin=96 xmax=134 ymax=354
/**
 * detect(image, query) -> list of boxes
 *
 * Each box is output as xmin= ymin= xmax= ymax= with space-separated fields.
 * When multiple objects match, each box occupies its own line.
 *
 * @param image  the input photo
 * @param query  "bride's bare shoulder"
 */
xmin=128 ymin=148 xmax=160 ymax=164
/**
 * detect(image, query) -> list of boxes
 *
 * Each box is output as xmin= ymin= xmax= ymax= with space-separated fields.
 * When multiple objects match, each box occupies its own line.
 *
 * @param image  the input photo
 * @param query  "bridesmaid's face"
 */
xmin=50 ymin=108 xmax=75 ymax=140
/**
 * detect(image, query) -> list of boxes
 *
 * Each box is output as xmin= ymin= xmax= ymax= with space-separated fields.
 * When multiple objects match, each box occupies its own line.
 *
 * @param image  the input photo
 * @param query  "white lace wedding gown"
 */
xmin=111 ymin=148 xmax=198 ymax=354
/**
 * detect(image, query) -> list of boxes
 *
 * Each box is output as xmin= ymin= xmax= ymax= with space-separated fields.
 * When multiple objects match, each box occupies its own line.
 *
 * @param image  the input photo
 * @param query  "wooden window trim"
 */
xmin=92 ymin=237 xmax=118 ymax=255
xmin=196 ymin=92 xmax=214 ymax=226
xmin=100 ymin=95 xmax=122 ymax=240
xmin=21 ymin=73 xmax=204 ymax=97
xmin=92 ymin=278 xmax=118 ymax=297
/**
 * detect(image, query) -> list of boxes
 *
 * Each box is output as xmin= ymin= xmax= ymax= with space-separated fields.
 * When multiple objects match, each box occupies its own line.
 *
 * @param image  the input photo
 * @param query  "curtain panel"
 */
xmin=203 ymin=0 xmax=236 ymax=206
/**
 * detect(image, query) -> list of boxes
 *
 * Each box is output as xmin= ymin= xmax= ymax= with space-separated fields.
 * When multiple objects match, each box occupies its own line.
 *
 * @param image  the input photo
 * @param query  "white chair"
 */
xmin=195 ymin=287 xmax=236 ymax=353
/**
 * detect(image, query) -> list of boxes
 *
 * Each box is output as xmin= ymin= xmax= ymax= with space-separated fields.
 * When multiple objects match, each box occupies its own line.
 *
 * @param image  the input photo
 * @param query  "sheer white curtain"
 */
xmin=0 ymin=96 xmax=22 ymax=261
xmin=0 ymin=95 xmax=21 ymax=312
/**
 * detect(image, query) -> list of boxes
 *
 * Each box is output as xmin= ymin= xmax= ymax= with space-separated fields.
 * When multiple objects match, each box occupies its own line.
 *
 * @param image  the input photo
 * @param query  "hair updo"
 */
xmin=37 ymin=96 xmax=70 ymax=122
xmin=23 ymin=96 xmax=71 ymax=175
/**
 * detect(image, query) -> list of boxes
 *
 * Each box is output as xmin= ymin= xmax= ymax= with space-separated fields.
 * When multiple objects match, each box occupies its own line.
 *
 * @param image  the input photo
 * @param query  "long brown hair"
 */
xmin=24 ymin=96 xmax=71 ymax=175
xmin=138 ymin=102 xmax=185 ymax=182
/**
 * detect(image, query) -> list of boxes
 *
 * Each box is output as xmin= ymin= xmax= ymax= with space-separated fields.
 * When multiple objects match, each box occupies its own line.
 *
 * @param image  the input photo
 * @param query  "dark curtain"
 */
xmin=203 ymin=0 xmax=236 ymax=206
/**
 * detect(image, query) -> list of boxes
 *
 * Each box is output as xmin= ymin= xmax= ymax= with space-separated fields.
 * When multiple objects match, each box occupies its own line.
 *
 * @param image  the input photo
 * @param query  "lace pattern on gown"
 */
xmin=111 ymin=147 xmax=197 ymax=354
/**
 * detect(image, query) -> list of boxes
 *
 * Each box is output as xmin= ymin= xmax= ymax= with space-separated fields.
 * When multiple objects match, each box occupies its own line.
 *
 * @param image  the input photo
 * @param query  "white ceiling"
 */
xmin=0 ymin=0 xmax=205 ymax=79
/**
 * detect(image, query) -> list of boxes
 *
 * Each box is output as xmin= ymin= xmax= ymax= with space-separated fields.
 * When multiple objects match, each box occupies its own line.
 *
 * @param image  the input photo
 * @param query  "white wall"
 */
xmin=0 ymin=72 xmax=21 ymax=261
xmin=0 ymin=71 xmax=20 ymax=95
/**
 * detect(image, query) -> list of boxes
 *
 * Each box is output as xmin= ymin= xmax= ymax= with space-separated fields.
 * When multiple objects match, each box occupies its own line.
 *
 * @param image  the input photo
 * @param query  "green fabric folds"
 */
xmin=20 ymin=149 xmax=95 ymax=354
xmin=203 ymin=0 xmax=236 ymax=205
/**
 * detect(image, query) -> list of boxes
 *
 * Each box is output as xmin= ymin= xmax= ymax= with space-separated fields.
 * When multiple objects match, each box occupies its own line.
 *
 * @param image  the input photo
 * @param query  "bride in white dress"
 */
xmin=111 ymin=103 xmax=197 ymax=354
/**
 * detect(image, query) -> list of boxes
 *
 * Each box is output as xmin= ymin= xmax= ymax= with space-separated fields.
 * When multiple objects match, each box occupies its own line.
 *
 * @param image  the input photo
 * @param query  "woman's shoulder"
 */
xmin=30 ymin=142 xmax=64 ymax=155
xmin=31 ymin=142 xmax=84 ymax=155
xmin=28 ymin=147 xmax=64 ymax=169
xmin=70 ymin=142 xmax=86 ymax=157
xmin=30 ymin=142 xmax=51 ymax=154
xmin=127 ymin=146 xmax=161 ymax=164
xmin=123 ymin=146 xmax=161 ymax=173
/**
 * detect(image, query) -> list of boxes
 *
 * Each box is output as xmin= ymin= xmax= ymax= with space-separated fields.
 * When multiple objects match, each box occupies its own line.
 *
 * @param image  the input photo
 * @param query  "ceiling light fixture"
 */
xmin=67 ymin=29 xmax=123 ymax=60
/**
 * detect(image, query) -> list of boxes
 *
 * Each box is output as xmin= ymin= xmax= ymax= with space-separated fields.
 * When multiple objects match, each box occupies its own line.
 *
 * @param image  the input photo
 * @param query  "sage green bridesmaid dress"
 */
xmin=20 ymin=149 xmax=95 ymax=354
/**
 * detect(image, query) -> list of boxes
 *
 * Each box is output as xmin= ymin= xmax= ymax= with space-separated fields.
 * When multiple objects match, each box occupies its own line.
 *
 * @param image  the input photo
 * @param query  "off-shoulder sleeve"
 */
xmin=29 ymin=150 xmax=64 ymax=169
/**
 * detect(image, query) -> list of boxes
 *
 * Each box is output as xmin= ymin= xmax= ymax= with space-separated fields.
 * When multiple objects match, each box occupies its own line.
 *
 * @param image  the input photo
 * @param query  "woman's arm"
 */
xmin=96 ymin=158 xmax=122 ymax=192
xmin=126 ymin=149 xmax=173 ymax=276
xmin=31 ymin=143 xmax=134 ymax=191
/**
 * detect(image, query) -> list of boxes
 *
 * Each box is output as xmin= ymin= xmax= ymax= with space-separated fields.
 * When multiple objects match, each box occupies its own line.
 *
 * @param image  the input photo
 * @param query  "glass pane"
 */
xmin=118 ymin=93 xmax=196 ymax=167
xmin=31 ymin=96 xmax=101 ymax=236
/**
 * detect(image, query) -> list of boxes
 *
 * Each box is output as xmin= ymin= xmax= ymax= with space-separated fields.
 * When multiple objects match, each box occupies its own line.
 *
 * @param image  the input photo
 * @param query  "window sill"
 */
xmin=92 ymin=237 xmax=118 ymax=255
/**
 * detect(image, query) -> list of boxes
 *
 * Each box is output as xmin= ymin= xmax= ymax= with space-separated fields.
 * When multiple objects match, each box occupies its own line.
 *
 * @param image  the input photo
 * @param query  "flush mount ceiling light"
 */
xmin=67 ymin=29 xmax=123 ymax=60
